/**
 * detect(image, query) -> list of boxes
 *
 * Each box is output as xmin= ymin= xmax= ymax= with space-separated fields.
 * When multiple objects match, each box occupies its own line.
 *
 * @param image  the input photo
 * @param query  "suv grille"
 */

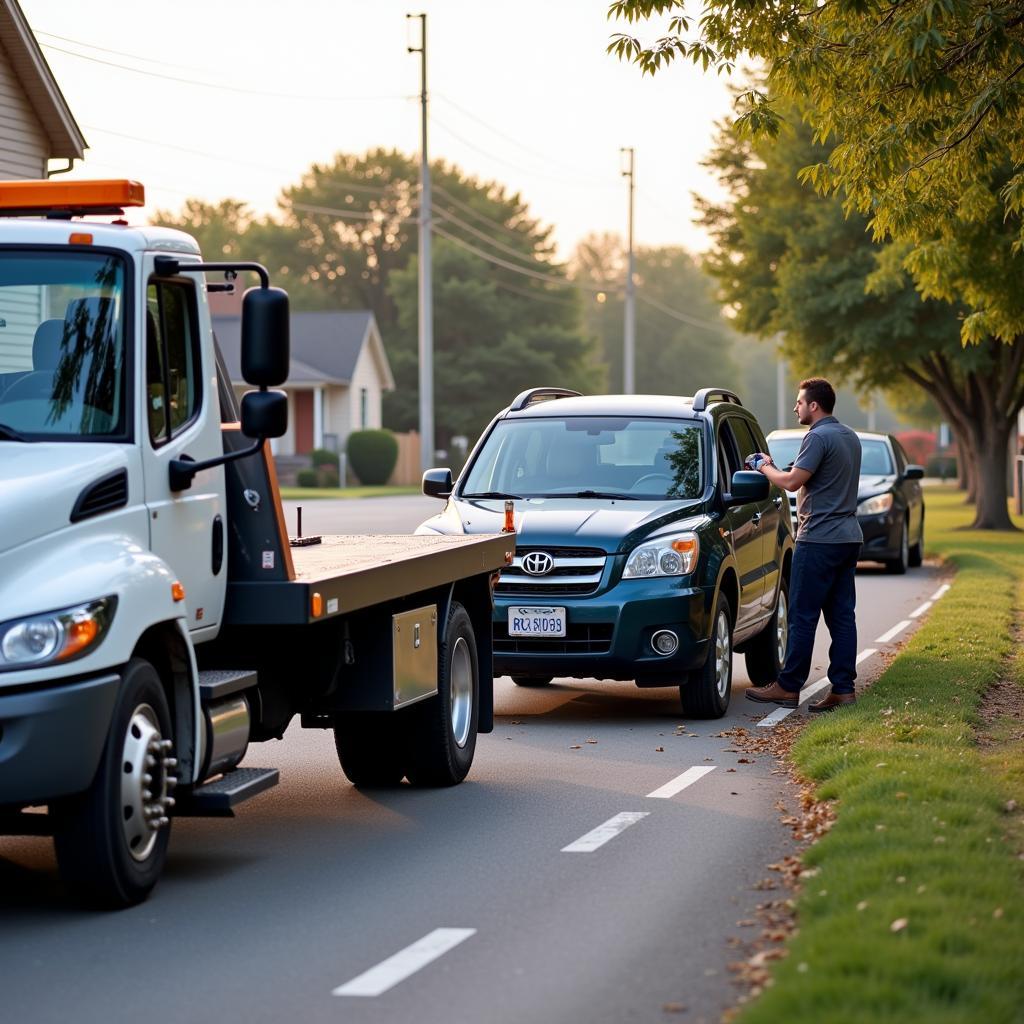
xmin=494 ymin=621 xmax=614 ymax=655
xmin=494 ymin=546 xmax=607 ymax=597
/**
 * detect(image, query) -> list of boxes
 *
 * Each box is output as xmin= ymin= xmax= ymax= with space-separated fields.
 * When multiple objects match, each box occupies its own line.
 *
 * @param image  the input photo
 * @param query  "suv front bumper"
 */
xmin=493 ymin=577 xmax=712 ymax=683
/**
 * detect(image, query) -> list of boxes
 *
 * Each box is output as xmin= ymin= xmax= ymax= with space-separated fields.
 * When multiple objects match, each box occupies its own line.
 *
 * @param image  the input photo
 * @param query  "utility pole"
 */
xmin=408 ymin=13 xmax=433 ymax=472
xmin=620 ymin=147 xmax=636 ymax=394
xmin=776 ymin=339 xmax=787 ymax=430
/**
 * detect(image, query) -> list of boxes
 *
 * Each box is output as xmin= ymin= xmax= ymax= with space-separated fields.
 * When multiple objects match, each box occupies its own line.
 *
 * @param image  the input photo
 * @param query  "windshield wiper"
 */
xmin=462 ymin=491 xmax=523 ymax=500
xmin=0 ymin=422 xmax=29 ymax=442
xmin=572 ymin=490 xmax=639 ymax=500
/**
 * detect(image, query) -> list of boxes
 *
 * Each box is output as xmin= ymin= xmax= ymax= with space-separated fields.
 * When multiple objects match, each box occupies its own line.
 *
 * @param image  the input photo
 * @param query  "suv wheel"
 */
xmin=885 ymin=519 xmax=909 ymax=575
xmin=681 ymin=593 xmax=733 ymax=719
xmin=743 ymin=577 xmax=788 ymax=686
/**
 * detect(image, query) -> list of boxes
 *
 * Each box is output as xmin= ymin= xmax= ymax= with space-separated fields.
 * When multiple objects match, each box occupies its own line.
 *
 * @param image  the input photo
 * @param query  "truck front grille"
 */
xmin=494 ymin=621 xmax=614 ymax=655
xmin=494 ymin=546 xmax=607 ymax=598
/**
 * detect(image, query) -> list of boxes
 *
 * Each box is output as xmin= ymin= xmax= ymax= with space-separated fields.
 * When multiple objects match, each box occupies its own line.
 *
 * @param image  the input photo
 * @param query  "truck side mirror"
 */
xmin=241 ymin=390 xmax=288 ymax=439
xmin=422 ymin=468 xmax=453 ymax=499
xmin=903 ymin=464 xmax=924 ymax=480
xmin=727 ymin=470 xmax=769 ymax=504
xmin=241 ymin=286 xmax=289 ymax=386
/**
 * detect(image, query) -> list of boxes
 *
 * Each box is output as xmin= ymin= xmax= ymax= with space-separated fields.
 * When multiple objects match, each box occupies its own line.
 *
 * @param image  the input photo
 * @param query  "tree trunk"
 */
xmin=955 ymin=437 xmax=968 ymax=491
xmin=965 ymin=420 xmax=1017 ymax=530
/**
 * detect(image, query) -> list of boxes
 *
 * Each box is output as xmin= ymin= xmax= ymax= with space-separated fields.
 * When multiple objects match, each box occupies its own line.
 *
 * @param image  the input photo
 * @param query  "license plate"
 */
xmin=508 ymin=606 xmax=566 ymax=638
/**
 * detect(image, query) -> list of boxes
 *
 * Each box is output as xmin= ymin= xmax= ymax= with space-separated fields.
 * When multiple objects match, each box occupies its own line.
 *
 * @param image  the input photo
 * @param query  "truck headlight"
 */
xmin=623 ymin=532 xmax=700 ymax=578
xmin=0 ymin=597 xmax=116 ymax=671
xmin=857 ymin=493 xmax=894 ymax=516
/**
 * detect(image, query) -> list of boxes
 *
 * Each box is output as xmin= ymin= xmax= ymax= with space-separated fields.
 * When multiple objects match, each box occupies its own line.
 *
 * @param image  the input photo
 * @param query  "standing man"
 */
xmin=746 ymin=378 xmax=863 ymax=713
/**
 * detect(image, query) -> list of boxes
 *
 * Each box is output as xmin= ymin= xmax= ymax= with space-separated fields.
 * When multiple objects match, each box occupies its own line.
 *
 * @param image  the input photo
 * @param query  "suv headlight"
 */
xmin=858 ymin=493 xmax=894 ymax=516
xmin=623 ymin=532 xmax=700 ymax=578
xmin=0 ymin=597 xmax=117 ymax=671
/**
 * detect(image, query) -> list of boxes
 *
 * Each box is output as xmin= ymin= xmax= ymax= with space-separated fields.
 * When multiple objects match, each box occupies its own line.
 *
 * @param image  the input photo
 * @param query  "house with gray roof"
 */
xmin=212 ymin=310 xmax=395 ymax=458
xmin=0 ymin=0 xmax=86 ymax=178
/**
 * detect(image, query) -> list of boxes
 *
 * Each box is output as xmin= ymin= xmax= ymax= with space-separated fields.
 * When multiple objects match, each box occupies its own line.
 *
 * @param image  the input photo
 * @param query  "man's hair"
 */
xmin=799 ymin=377 xmax=836 ymax=414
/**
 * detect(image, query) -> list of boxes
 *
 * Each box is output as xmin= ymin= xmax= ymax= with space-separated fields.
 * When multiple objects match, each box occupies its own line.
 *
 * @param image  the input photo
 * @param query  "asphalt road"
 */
xmin=0 ymin=496 xmax=950 ymax=1024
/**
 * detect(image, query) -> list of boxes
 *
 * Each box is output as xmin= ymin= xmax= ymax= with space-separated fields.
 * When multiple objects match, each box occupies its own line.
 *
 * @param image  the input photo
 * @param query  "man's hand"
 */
xmin=760 ymin=458 xmax=811 ymax=492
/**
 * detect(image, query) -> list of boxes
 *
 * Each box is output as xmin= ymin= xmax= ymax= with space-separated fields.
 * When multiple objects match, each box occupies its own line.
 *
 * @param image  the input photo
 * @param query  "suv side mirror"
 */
xmin=903 ymin=464 xmax=924 ymax=480
xmin=241 ymin=286 xmax=290 ymax=386
xmin=241 ymin=389 xmax=288 ymax=439
xmin=728 ymin=470 xmax=769 ymax=504
xmin=423 ymin=468 xmax=453 ymax=499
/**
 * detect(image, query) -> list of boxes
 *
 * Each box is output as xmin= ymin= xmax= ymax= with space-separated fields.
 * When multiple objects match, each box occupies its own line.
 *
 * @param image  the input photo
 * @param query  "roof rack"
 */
xmin=691 ymin=388 xmax=743 ymax=412
xmin=509 ymin=387 xmax=582 ymax=412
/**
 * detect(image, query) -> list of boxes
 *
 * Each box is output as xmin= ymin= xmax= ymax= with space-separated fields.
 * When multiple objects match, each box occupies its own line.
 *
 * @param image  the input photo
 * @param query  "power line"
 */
xmin=40 ymin=42 xmax=407 ymax=102
xmin=431 ymin=184 xmax=547 ymax=245
xmin=35 ymin=30 xmax=209 ymax=72
xmin=431 ymin=204 xmax=561 ymax=269
xmin=636 ymin=293 xmax=722 ymax=332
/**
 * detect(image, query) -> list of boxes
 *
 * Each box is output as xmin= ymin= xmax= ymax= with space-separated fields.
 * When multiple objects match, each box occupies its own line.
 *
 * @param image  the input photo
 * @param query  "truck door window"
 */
xmin=727 ymin=417 xmax=758 ymax=463
xmin=146 ymin=280 xmax=201 ymax=446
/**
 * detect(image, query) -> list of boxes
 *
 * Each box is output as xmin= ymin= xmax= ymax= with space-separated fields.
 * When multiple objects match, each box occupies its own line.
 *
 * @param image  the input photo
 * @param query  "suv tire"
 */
xmin=743 ymin=577 xmax=789 ymax=686
xmin=681 ymin=592 xmax=733 ymax=719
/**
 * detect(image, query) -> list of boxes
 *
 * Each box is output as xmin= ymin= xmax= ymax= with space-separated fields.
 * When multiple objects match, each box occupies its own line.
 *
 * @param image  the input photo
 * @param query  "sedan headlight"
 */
xmin=0 ymin=597 xmax=116 ymax=671
xmin=623 ymin=532 xmax=700 ymax=578
xmin=858 ymin=493 xmax=894 ymax=516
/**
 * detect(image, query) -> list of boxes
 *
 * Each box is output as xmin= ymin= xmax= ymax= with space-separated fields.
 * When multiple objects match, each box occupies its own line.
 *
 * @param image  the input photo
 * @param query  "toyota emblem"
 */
xmin=523 ymin=551 xmax=554 ymax=576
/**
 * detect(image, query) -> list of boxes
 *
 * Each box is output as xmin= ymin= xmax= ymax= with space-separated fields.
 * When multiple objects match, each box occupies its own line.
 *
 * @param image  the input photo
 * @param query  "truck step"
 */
xmin=175 ymin=767 xmax=279 ymax=818
xmin=198 ymin=668 xmax=257 ymax=702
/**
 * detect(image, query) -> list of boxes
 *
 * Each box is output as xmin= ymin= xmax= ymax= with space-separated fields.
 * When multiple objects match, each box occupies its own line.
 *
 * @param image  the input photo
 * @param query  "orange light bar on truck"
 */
xmin=0 ymin=179 xmax=145 ymax=214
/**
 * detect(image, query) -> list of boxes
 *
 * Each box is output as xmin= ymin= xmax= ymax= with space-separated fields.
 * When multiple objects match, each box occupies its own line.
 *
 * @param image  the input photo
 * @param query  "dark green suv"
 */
xmin=418 ymin=388 xmax=794 ymax=718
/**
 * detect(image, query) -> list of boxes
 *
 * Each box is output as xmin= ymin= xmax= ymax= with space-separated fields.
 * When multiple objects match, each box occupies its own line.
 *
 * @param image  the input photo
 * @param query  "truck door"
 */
xmin=731 ymin=416 xmax=781 ymax=611
xmin=717 ymin=420 xmax=764 ymax=630
xmin=140 ymin=265 xmax=228 ymax=633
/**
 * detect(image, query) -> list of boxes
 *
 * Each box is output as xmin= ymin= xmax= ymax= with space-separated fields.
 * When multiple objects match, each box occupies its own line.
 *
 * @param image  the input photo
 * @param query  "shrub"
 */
xmin=310 ymin=447 xmax=339 ymax=470
xmin=296 ymin=468 xmax=319 ymax=488
xmin=347 ymin=429 xmax=398 ymax=485
xmin=317 ymin=466 xmax=340 ymax=488
xmin=925 ymin=454 xmax=957 ymax=479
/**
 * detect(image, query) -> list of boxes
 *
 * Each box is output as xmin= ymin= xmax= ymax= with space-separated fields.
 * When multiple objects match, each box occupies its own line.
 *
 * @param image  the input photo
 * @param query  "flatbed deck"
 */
xmin=224 ymin=533 xmax=513 ymax=625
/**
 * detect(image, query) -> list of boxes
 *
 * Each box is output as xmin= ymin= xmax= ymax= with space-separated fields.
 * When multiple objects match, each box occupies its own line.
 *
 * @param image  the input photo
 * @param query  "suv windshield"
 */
xmin=0 ymin=251 xmax=127 ymax=440
xmin=769 ymin=435 xmax=893 ymax=475
xmin=462 ymin=416 xmax=705 ymax=500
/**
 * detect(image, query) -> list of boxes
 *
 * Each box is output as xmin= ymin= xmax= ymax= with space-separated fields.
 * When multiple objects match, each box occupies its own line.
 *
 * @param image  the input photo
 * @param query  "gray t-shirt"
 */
xmin=792 ymin=417 xmax=863 ymax=544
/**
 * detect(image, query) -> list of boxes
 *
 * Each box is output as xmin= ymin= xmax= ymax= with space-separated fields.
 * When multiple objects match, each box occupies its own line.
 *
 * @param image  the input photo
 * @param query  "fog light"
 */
xmin=652 ymin=629 xmax=679 ymax=656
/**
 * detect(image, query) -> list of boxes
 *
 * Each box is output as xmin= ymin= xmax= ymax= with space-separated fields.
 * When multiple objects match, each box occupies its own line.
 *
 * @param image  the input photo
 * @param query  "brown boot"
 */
xmin=808 ymin=691 xmax=856 ymax=713
xmin=744 ymin=681 xmax=799 ymax=708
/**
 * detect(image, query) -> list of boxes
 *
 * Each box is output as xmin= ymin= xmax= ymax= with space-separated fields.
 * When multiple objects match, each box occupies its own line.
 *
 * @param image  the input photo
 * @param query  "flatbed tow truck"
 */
xmin=0 ymin=180 xmax=511 ymax=906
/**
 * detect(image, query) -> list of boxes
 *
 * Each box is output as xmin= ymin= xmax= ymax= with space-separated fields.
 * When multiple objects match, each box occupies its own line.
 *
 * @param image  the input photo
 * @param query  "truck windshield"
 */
xmin=462 ymin=416 xmax=705 ymax=500
xmin=0 ymin=251 xmax=127 ymax=440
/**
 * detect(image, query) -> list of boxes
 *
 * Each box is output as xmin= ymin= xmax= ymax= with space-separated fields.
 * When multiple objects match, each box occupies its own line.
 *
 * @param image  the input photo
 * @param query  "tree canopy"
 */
xmin=608 ymin=1 xmax=1024 ymax=343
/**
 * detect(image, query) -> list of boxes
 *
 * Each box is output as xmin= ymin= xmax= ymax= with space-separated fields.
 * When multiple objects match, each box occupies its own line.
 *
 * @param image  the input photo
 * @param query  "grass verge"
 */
xmin=278 ymin=485 xmax=420 ymax=500
xmin=739 ymin=490 xmax=1024 ymax=1023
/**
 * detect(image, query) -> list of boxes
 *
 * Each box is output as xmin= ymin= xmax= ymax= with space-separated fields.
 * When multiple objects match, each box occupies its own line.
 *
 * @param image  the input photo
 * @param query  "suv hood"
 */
xmin=857 ymin=475 xmax=896 ymax=500
xmin=422 ymin=496 xmax=705 ymax=553
xmin=0 ymin=443 xmax=129 ymax=555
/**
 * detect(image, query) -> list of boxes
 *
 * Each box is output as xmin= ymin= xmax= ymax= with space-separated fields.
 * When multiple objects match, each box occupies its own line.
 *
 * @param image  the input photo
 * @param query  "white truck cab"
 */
xmin=0 ymin=181 xmax=510 ymax=907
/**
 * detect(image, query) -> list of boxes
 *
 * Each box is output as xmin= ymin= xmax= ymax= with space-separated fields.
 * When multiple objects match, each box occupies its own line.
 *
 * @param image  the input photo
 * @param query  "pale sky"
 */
xmin=21 ymin=0 xmax=737 ymax=258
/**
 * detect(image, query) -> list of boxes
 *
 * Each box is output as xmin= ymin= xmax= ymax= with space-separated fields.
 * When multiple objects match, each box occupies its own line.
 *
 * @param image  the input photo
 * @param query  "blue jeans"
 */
xmin=778 ymin=541 xmax=860 ymax=695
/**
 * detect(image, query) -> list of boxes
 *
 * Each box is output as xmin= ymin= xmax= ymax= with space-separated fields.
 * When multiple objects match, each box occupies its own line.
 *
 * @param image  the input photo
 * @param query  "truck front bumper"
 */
xmin=0 ymin=672 xmax=120 ymax=806
xmin=493 ymin=579 xmax=712 ymax=683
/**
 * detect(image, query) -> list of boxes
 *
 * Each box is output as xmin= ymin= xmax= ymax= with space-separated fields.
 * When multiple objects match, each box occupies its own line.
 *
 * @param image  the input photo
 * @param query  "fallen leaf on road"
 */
xmin=569 ymin=744 xmax=581 ymax=750
xmin=738 ymin=757 xmax=754 ymax=764
xmin=661 ymin=1003 xmax=687 ymax=1014
xmin=655 ymin=746 xmax=665 ymax=752
xmin=586 ymin=738 xmax=598 ymax=744
xmin=727 ymin=768 xmax=737 ymax=772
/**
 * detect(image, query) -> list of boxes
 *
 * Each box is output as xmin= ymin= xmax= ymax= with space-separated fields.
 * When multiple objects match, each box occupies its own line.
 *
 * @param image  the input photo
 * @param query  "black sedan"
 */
xmin=766 ymin=428 xmax=925 ymax=574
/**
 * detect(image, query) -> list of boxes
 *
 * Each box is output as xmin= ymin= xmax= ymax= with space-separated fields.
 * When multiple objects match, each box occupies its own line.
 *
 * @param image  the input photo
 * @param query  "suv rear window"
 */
xmin=461 ymin=416 xmax=705 ymax=499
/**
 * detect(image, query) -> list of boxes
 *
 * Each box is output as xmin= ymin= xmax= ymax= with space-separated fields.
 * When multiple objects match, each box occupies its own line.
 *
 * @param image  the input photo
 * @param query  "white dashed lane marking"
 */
xmin=646 ymin=766 xmax=716 ymax=799
xmin=875 ymin=620 xmax=912 ymax=644
xmin=332 ymin=928 xmax=477 ymax=997
xmin=561 ymin=812 xmax=649 ymax=853
xmin=910 ymin=600 xmax=933 ymax=618
xmin=931 ymin=583 xmax=951 ymax=600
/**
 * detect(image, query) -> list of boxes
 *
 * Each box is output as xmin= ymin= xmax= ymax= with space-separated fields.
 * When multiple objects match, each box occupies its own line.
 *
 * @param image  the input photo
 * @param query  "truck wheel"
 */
xmin=52 ymin=658 xmax=176 ymax=908
xmin=742 ymin=578 xmax=789 ymax=686
xmin=680 ymin=593 xmax=733 ymax=719
xmin=511 ymin=676 xmax=552 ymax=687
xmin=333 ymin=715 xmax=407 ymax=787
xmin=406 ymin=601 xmax=478 ymax=787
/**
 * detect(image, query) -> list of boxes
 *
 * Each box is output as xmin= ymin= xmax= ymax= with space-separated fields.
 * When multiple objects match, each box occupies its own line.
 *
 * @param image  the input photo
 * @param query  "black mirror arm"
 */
xmin=153 ymin=256 xmax=270 ymax=289
xmin=169 ymin=437 xmax=265 ymax=492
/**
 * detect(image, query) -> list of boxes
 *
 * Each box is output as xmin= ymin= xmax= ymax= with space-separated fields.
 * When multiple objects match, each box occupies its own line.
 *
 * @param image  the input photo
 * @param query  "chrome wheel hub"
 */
xmin=714 ymin=611 xmax=731 ymax=700
xmin=775 ymin=591 xmax=788 ymax=666
xmin=450 ymin=636 xmax=473 ymax=749
xmin=120 ymin=704 xmax=177 ymax=862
